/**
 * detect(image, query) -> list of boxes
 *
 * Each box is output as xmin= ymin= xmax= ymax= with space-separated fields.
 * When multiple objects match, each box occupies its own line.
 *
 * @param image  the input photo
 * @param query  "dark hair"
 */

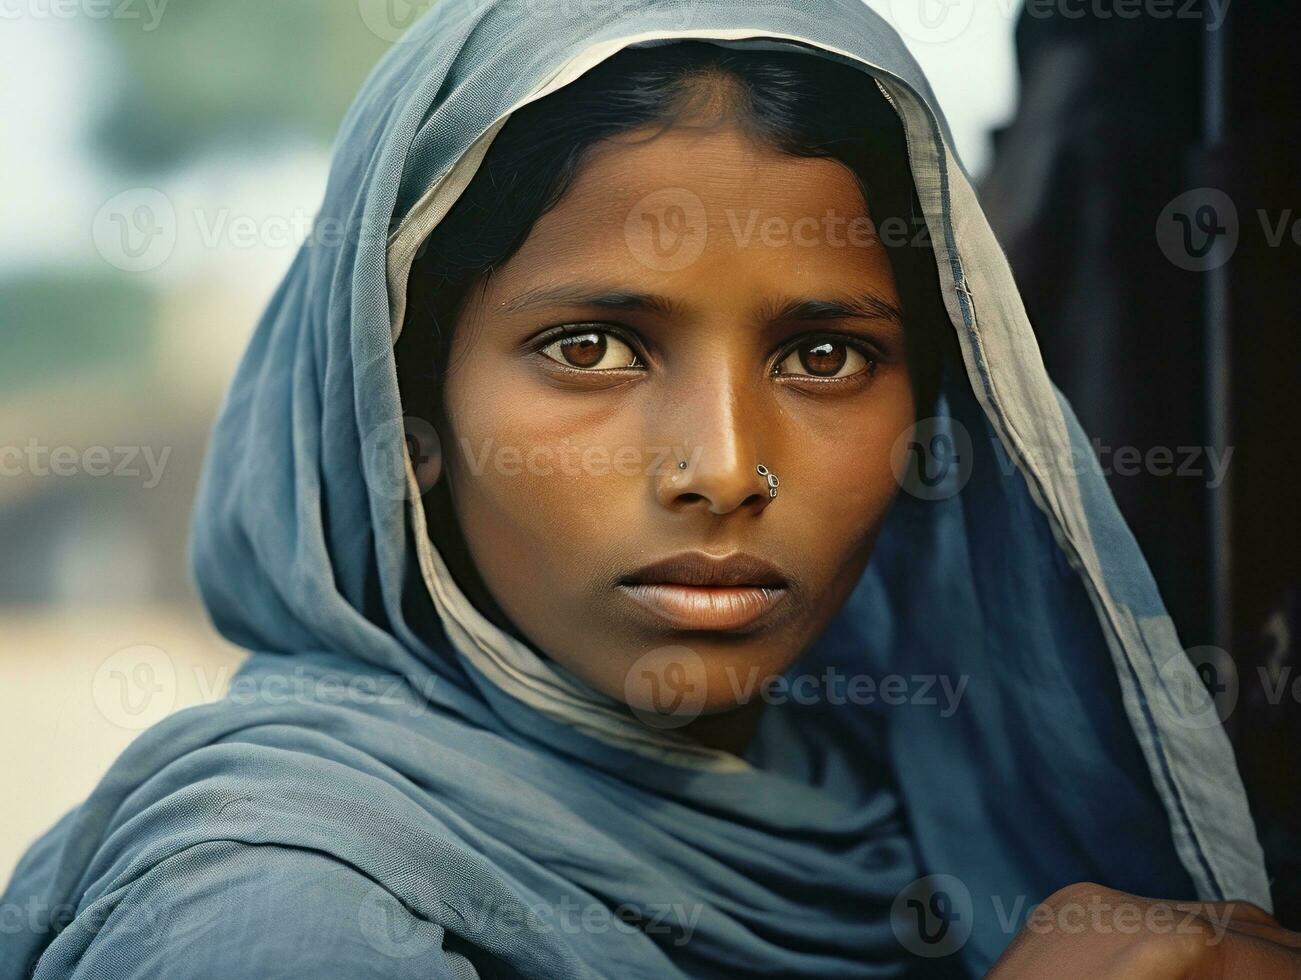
xmin=397 ymin=40 xmax=954 ymax=430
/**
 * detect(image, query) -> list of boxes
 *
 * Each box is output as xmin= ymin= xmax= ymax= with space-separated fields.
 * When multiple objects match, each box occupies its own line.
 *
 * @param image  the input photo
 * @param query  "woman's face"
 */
xmin=433 ymin=117 xmax=916 ymax=723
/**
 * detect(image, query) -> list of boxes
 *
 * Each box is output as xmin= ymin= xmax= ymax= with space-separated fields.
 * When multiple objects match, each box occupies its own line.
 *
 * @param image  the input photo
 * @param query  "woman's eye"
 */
xmin=538 ymin=330 xmax=642 ymax=371
xmin=775 ymin=339 xmax=872 ymax=379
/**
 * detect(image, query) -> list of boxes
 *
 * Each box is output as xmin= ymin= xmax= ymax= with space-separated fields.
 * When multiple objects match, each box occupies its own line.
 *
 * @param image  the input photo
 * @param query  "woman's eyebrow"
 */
xmin=498 ymin=283 xmax=903 ymax=329
xmin=498 ymin=284 xmax=687 ymax=319
xmin=757 ymin=293 xmax=904 ymax=328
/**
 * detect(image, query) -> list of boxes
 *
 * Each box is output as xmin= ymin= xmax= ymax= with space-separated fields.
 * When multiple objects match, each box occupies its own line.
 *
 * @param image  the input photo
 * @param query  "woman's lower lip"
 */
xmin=615 ymin=583 xmax=788 ymax=631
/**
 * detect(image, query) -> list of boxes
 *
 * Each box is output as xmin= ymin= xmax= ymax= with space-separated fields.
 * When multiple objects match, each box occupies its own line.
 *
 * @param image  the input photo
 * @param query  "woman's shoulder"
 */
xmin=25 ymin=838 xmax=484 ymax=979
xmin=2 ymin=663 xmax=598 ymax=979
xmin=4 ymin=650 xmax=670 ymax=979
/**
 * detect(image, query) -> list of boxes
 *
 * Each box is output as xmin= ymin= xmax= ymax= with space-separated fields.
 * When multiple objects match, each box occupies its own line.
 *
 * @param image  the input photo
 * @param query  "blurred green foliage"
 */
xmin=0 ymin=273 xmax=156 ymax=394
xmin=94 ymin=0 xmax=392 ymax=172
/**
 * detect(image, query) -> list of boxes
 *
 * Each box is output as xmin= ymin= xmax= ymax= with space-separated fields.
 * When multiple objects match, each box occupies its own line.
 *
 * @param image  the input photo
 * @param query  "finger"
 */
xmin=1183 ymin=901 xmax=1301 ymax=948
xmin=1215 ymin=928 xmax=1301 ymax=976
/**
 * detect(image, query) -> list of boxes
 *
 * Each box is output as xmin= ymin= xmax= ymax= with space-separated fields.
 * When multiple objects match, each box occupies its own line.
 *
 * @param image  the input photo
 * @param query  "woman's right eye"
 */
xmin=537 ymin=329 xmax=643 ymax=371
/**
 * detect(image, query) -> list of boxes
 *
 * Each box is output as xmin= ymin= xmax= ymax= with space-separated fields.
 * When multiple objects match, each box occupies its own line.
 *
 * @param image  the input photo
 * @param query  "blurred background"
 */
xmin=1 ymin=0 xmax=1295 ymax=923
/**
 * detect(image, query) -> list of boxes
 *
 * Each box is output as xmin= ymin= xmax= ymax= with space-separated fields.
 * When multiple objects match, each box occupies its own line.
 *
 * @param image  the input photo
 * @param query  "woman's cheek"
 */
xmin=451 ymin=413 xmax=631 ymax=559
xmin=795 ymin=415 xmax=909 ymax=544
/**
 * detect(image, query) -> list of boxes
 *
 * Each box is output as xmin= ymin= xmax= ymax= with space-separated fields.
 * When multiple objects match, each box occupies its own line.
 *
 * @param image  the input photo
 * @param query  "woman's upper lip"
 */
xmin=619 ymin=551 xmax=789 ymax=588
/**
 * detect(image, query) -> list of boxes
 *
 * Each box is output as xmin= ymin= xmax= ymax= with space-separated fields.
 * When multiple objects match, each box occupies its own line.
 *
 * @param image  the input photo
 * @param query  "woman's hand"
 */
xmin=986 ymin=881 xmax=1301 ymax=978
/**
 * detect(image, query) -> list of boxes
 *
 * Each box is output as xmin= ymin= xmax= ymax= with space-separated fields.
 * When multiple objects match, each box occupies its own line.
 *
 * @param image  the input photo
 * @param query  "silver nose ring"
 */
xmin=756 ymin=464 xmax=779 ymax=499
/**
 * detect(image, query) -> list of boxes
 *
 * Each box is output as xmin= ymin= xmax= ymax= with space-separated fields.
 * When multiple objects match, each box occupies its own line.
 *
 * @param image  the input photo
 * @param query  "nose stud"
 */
xmin=671 ymin=456 xmax=779 ymax=499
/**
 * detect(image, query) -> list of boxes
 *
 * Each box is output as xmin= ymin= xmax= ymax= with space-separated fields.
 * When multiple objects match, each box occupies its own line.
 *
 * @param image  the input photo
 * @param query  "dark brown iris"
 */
xmin=799 ymin=340 xmax=847 ymax=376
xmin=560 ymin=332 xmax=607 ymax=368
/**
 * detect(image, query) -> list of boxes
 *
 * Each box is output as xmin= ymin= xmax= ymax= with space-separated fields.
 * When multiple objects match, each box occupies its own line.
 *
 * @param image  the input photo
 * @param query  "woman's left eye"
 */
xmin=538 ymin=329 xmax=642 ymax=371
xmin=774 ymin=338 xmax=874 ymax=379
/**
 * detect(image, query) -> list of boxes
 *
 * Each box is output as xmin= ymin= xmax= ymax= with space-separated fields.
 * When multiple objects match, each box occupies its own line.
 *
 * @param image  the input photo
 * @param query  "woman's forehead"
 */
xmin=547 ymin=121 xmax=870 ymax=222
xmin=483 ymin=122 xmax=886 ymax=291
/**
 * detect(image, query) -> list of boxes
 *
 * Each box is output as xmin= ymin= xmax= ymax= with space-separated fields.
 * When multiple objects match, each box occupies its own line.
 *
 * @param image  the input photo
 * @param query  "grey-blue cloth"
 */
xmin=0 ymin=2 xmax=1270 ymax=977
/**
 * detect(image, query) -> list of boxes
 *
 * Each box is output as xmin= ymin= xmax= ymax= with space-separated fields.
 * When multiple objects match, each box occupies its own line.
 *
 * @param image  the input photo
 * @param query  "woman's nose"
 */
xmin=654 ymin=375 xmax=773 ymax=516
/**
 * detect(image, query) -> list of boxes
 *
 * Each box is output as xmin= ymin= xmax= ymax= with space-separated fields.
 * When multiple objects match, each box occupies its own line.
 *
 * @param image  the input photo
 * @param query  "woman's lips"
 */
xmin=615 ymin=582 xmax=789 ymax=632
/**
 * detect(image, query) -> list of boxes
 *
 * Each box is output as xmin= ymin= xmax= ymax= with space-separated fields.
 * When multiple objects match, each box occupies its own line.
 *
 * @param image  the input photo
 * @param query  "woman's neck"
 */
xmin=679 ymin=698 xmax=767 ymax=758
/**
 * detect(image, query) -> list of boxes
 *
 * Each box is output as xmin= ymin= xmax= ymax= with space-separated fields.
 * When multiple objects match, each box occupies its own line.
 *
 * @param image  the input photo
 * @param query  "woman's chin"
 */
xmin=570 ymin=641 xmax=799 ymax=733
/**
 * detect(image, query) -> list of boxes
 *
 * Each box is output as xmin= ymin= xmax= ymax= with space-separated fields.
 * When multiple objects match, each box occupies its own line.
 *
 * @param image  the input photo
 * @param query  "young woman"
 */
xmin=4 ymin=2 xmax=1296 ymax=977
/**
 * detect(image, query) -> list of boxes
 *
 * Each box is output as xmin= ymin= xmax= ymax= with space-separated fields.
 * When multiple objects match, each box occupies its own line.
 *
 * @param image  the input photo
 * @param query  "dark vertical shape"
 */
xmin=1202 ymin=3 xmax=1232 ymax=662
xmin=1224 ymin=0 xmax=1301 ymax=930
xmin=980 ymin=6 xmax=1207 ymax=645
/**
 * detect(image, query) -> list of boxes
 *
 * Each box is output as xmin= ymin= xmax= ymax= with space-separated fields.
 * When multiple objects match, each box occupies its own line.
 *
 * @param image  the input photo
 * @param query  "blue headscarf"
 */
xmin=1 ymin=2 xmax=1270 ymax=977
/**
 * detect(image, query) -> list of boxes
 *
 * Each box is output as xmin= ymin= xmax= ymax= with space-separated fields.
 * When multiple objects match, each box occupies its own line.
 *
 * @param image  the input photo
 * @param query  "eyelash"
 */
xmin=531 ymin=324 xmax=645 ymax=374
xmin=530 ymin=324 xmax=881 ymax=382
xmin=771 ymin=333 xmax=881 ymax=383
